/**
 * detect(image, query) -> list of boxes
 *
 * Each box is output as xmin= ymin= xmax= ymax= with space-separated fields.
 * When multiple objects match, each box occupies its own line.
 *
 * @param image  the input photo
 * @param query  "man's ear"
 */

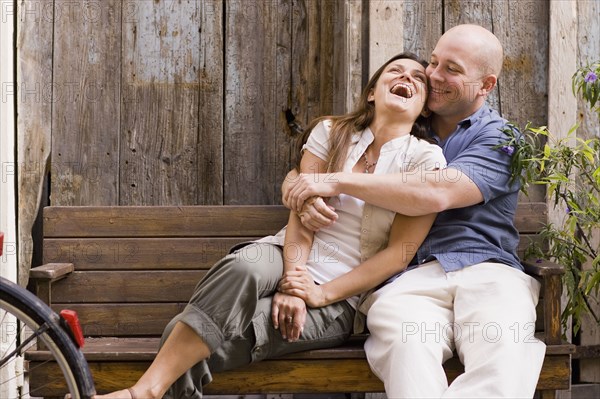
xmin=479 ymin=75 xmax=497 ymax=96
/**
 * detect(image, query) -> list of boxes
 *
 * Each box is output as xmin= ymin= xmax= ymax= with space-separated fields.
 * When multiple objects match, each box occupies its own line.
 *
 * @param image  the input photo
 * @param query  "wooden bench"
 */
xmin=27 ymin=204 xmax=574 ymax=397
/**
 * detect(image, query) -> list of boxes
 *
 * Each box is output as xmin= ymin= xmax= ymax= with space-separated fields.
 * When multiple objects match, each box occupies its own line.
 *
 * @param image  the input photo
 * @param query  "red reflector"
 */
xmin=60 ymin=309 xmax=85 ymax=348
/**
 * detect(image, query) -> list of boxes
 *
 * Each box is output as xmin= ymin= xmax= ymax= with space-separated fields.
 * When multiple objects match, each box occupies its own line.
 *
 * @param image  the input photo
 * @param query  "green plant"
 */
xmin=500 ymin=62 xmax=600 ymax=335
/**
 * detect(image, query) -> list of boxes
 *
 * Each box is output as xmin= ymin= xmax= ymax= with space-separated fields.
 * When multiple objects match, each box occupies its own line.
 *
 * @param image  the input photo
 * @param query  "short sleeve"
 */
xmin=448 ymin=123 xmax=519 ymax=203
xmin=404 ymin=138 xmax=447 ymax=174
xmin=302 ymin=120 xmax=333 ymax=162
xmin=413 ymin=140 xmax=447 ymax=171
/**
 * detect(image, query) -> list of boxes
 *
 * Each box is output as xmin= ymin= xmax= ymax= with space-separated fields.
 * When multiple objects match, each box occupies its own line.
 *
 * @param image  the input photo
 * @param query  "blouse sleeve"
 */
xmin=410 ymin=139 xmax=447 ymax=171
xmin=302 ymin=120 xmax=333 ymax=162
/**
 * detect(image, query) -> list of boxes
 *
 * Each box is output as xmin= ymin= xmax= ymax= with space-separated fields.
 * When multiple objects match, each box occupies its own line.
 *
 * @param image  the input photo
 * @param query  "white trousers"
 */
xmin=364 ymin=261 xmax=546 ymax=398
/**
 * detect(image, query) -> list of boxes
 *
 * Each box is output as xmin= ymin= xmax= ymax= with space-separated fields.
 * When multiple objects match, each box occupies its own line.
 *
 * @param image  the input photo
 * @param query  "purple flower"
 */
xmin=566 ymin=207 xmax=571 ymax=214
xmin=585 ymin=71 xmax=598 ymax=83
xmin=500 ymin=145 xmax=514 ymax=156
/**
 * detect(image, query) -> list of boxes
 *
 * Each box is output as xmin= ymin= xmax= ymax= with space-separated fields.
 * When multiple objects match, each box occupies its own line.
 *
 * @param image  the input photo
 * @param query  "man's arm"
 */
xmin=284 ymin=167 xmax=483 ymax=217
xmin=282 ymin=169 xmax=338 ymax=230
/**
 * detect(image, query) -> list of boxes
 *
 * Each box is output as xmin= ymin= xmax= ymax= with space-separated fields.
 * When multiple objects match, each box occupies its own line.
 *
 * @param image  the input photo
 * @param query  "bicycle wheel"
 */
xmin=0 ymin=277 xmax=95 ymax=398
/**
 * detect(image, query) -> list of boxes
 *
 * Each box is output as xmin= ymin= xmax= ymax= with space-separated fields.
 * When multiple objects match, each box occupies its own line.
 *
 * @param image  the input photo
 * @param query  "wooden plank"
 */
xmin=492 ymin=1 xmax=549 ymax=203
xmin=513 ymin=202 xmax=547 ymax=233
xmin=224 ymin=0 xmax=294 ymax=204
xmin=369 ymin=0 xmax=404 ymax=78
xmin=548 ymin=0 xmax=578 ymax=234
xmin=42 ymin=238 xmax=254 ymax=270
xmin=41 ymin=234 xmax=541 ymax=271
xmin=332 ymin=0 xmax=363 ymax=114
xmin=196 ymin=0 xmax=225 ymax=205
xmin=402 ymin=0 xmax=442 ymax=60
xmin=50 ymin=303 xmax=185 ymax=337
xmin=43 ymin=206 xmax=290 ymax=237
xmin=289 ymin=0 xmax=360 ymax=169
xmin=27 ymin=353 xmax=572 ymax=396
xmin=50 ymin=271 xmax=205 ymax=303
xmin=42 ymin=203 xmax=542 ymax=238
xmin=51 ymin=0 xmax=121 ymax=205
xmin=492 ymin=1 xmax=549 ymax=128
xmin=16 ymin=0 xmax=54 ymax=286
xmin=120 ymin=0 xmax=202 ymax=205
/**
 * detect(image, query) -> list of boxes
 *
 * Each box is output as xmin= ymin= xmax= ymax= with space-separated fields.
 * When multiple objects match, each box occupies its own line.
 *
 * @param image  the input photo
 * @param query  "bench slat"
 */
xmin=50 ymin=271 xmax=204 ymax=303
xmin=43 ymin=238 xmax=256 ymax=270
xmin=51 ymin=303 xmax=185 ymax=336
xmin=44 ymin=206 xmax=290 ymax=238
xmin=42 ymin=235 xmax=542 ymax=271
xmin=43 ymin=203 xmax=545 ymax=238
xmin=513 ymin=202 xmax=548 ymax=233
xmin=27 ymin=354 xmax=571 ymax=396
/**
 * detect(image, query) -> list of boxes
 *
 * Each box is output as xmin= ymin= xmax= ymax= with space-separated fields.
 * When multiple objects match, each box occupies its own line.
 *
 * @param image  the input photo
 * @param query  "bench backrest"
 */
xmin=41 ymin=203 xmax=547 ymax=338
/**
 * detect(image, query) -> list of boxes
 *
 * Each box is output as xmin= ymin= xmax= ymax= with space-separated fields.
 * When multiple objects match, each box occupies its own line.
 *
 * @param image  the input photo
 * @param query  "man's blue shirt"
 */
xmin=415 ymin=104 xmax=523 ymax=271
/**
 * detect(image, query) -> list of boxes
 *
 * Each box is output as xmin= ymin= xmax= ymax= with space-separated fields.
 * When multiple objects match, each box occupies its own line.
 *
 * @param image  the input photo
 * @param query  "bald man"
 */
xmin=283 ymin=24 xmax=545 ymax=397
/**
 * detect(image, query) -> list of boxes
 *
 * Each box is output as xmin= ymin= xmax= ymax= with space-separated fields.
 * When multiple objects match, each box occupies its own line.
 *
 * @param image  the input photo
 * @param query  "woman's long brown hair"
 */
xmin=295 ymin=52 xmax=430 ymax=172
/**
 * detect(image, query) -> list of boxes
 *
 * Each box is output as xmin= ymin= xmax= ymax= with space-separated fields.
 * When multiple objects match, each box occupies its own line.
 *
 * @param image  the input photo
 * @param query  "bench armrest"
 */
xmin=30 ymin=263 xmax=74 ymax=281
xmin=29 ymin=263 xmax=74 ymax=306
xmin=522 ymin=259 xmax=564 ymax=276
xmin=522 ymin=259 xmax=564 ymax=345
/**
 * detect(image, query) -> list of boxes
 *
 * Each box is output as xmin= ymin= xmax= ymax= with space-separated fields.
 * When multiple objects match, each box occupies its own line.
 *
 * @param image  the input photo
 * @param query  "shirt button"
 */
xmin=362 ymin=229 xmax=367 ymax=233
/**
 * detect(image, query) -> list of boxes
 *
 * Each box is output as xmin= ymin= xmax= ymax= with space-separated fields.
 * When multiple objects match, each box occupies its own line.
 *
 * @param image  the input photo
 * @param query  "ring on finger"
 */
xmin=286 ymin=316 xmax=293 ymax=323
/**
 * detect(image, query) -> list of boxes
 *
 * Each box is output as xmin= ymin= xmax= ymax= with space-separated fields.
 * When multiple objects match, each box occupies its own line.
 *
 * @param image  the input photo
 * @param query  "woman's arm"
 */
xmin=279 ymin=211 xmax=437 ymax=307
xmin=273 ymin=150 xmax=328 ymax=341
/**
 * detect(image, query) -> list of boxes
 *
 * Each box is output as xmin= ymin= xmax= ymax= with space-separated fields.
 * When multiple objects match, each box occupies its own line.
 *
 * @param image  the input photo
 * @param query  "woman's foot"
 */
xmin=93 ymin=387 xmax=136 ymax=399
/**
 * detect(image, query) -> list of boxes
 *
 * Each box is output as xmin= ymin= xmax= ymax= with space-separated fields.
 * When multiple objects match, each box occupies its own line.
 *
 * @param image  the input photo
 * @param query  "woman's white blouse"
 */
xmin=258 ymin=120 xmax=446 ymax=310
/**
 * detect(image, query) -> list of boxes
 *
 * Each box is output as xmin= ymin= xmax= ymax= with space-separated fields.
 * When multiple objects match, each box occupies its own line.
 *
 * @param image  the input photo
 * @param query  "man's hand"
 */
xmin=271 ymin=292 xmax=307 ymax=342
xmin=279 ymin=265 xmax=327 ymax=308
xmin=285 ymin=173 xmax=342 ymax=212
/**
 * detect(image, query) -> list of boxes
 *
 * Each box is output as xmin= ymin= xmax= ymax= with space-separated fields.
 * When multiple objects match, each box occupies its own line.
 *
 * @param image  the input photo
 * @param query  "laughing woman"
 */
xmin=97 ymin=52 xmax=446 ymax=399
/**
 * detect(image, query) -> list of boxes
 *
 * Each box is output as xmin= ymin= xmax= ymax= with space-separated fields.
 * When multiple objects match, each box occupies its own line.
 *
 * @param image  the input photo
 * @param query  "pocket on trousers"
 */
xmin=250 ymin=301 xmax=353 ymax=362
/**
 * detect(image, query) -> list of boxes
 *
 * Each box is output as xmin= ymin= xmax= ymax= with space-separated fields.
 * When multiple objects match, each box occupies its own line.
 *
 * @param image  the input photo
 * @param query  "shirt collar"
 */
xmin=429 ymin=103 xmax=490 ymax=145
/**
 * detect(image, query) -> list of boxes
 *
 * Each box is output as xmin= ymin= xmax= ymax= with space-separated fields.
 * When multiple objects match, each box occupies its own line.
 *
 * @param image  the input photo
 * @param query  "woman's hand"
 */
xmin=297 ymin=197 xmax=338 ymax=232
xmin=271 ymin=292 xmax=307 ymax=342
xmin=279 ymin=266 xmax=327 ymax=308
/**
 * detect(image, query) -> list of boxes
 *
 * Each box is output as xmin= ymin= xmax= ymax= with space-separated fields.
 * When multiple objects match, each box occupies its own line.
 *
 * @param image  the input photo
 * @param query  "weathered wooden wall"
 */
xmin=46 ymin=0 xmax=358 ymax=207
xmin=20 ymin=0 xmax=554 ymax=211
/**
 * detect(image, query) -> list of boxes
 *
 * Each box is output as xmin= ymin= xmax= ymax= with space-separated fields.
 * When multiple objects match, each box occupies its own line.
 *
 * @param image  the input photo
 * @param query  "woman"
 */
xmin=97 ymin=53 xmax=445 ymax=399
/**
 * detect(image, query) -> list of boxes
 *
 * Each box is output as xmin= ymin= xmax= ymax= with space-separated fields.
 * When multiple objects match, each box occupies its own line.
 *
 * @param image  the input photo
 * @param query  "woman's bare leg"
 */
xmin=95 ymin=322 xmax=210 ymax=399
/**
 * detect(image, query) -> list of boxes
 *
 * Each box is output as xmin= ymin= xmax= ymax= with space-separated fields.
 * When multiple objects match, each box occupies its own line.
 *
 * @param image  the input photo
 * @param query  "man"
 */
xmin=283 ymin=24 xmax=545 ymax=397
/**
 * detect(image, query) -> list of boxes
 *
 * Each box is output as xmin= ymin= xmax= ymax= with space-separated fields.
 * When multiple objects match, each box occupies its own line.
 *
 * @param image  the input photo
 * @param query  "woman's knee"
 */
xmin=225 ymin=243 xmax=283 ymax=281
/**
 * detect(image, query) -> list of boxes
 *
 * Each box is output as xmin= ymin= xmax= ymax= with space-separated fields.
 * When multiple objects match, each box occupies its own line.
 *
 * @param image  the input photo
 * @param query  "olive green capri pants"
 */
xmin=163 ymin=242 xmax=355 ymax=399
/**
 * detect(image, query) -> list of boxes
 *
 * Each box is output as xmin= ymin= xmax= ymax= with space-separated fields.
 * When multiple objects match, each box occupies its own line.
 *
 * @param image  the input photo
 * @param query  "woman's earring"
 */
xmin=421 ymin=106 xmax=431 ymax=117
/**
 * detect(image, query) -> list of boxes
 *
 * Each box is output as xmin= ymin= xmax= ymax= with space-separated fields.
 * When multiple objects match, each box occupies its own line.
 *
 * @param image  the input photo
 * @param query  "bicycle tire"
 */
xmin=1 ymin=277 xmax=96 ymax=399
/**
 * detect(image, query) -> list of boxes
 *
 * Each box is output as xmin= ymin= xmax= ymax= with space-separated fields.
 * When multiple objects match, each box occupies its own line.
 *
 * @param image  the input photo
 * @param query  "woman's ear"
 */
xmin=367 ymin=89 xmax=375 ymax=102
